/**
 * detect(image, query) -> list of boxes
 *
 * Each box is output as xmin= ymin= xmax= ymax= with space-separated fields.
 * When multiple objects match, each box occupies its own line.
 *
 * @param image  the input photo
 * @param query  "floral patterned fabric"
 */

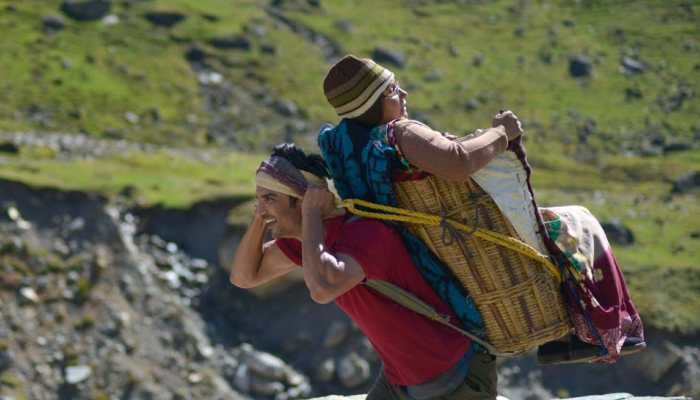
xmin=541 ymin=206 xmax=645 ymax=363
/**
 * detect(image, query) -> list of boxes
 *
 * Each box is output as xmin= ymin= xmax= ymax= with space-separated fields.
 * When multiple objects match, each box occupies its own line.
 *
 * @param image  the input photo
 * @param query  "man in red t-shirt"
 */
xmin=230 ymin=144 xmax=498 ymax=399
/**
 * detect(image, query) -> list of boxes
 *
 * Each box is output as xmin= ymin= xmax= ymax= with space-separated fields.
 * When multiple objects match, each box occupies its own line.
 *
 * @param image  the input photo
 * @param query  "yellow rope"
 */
xmin=340 ymin=198 xmax=563 ymax=283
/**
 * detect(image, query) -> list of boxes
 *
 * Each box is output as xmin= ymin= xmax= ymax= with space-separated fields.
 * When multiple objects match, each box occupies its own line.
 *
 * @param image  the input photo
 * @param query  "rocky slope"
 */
xmin=1 ymin=178 xmax=698 ymax=399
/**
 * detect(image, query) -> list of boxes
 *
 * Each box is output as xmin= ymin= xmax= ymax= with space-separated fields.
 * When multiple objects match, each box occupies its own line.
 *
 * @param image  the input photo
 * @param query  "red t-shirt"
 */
xmin=276 ymin=216 xmax=471 ymax=385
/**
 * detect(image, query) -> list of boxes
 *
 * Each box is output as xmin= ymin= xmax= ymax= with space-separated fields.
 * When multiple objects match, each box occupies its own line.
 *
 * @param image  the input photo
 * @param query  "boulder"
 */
xmin=337 ymin=353 xmax=370 ymax=389
xmin=242 ymin=346 xmax=287 ymax=381
xmin=0 ymin=141 xmax=19 ymax=154
xmin=569 ymin=55 xmax=592 ymax=77
xmin=621 ymin=57 xmax=647 ymax=75
xmin=316 ymin=358 xmax=335 ymax=382
xmin=60 ymin=0 xmax=111 ymax=22
xmin=601 ymin=219 xmax=635 ymax=246
xmin=208 ymin=36 xmax=252 ymax=50
xmin=323 ymin=320 xmax=349 ymax=349
xmin=334 ymin=19 xmax=353 ymax=33
xmin=42 ymin=15 xmax=66 ymax=32
xmin=144 ymin=11 xmax=186 ymax=27
xmin=372 ymin=47 xmax=406 ymax=68
xmin=671 ymin=171 xmax=700 ymax=194
xmin=185 ymin=45 xmax=206 ymax=63
xmin=64 ymin=365 xmax=91 ymax=384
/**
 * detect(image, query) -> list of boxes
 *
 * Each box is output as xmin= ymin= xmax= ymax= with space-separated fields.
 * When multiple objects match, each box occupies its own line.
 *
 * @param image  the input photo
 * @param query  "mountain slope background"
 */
xmin=0 ymin=0 xmax=699 ymax=397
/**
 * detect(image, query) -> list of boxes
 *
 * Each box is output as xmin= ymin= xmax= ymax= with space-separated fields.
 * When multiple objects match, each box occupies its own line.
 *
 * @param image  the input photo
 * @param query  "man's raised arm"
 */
xmin=229 ymin=211 xmax=296 ymax=288
xmin=300 ymin=188 xmax=365 ymax=304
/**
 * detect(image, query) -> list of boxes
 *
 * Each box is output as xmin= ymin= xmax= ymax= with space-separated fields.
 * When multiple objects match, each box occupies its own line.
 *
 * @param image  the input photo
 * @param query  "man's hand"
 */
xmin=301 ymin=187 xmax=336 ymax=218
xmin=253 ymin=202 xmax=273 ymax=227
xmin=492 ymin=110 xmax=524 ymax=142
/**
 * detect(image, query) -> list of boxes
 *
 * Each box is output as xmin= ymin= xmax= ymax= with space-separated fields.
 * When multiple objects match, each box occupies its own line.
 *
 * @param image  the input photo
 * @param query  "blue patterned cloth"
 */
xmin=318 ymin=119 xmax=485 ymax=339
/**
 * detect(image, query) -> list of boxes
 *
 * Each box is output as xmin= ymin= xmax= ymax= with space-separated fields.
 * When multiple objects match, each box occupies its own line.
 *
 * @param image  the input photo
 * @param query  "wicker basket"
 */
xmin=393 ymin=176 xmax=572 ymax=354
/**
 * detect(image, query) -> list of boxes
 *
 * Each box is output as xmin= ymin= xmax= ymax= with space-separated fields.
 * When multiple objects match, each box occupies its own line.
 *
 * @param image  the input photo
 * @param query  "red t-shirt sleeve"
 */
xmin=274 ymin=219 xmax=393 ymax=281
xmin=274 ymin=238 xmax=302 ymax=266
xmin=332 ymin=221 xmax=390 ymax=281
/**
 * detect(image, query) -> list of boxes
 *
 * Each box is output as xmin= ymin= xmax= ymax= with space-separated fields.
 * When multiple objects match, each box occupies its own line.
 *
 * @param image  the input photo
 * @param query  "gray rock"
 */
xmin=0 ymin=141 xmax=19 ymax=154
xmin=65 ymin=365 xmax=91 ymax=384
xmin=316 ymin=358 xmax=335 ymax=382
xmin=209 ymin=36 xmax=252 ymax=50
xmin=569 ymin=55 xmax=592 ymax=77
xmin=246 ymin=23 xmax=267 ymax=37
xmin=250 ymin=377 xmax=285 ymax=396
xmin=323 ymin=320 xmax=349 ymax=349
xmin=234 ymin=364 xmax=251 ymax=393
xmin=337 ymin=353 xmax=370 ymax=389
xmin=465 ymin=98 xmax=480 ymax=112
xmin=372 ymin=47 xmax=406 ymax=68
xmin=621 ymin=57 xmax=647 ymax=74
xmin=274 ymin=100 xmax=298 ymax=117
xmin=334 ymin=19 xmax=353 ymax=33
xmin=245 ymin=348 xmax=287 ymax=381
xmin=671 ymin=171 xmax=700 ymax=194
xmin=625 ymin=87 xmax=643 ymax=100
xmin=448 ymin=44 xmax=459 ymax=57
xmin=60 ymin=0 xmax=111 ymax=22
xmin=102 ymin=14 xmax=119 ymax=26
xmin=124 ymin=112 xmax=139 ymax=124
xmin=601 ymin=219 xmax=635 ymax=246
xmin=185 ymin=45 xmax=206 ymax=63
xmin=663 ymin=142 xmax=692 ymax=154
xmin=260 ymin=44 xmax=276 ymax=54
xmin=286 ymin=382 xmax=312 ymax=399
xmin=0 ymin=348 xmax=12 ymax=371
xmin=144 ymin=10 xmax=186 ymax=27
xmin=552 ymin=393 xmax=685 ymax=400
xmin=472 ymin=53 xmax=484 ymax=67
xmin=19 ymin=287 xmax=40 ymax=304
xmin=42 ymin=15 xmax=66 ymax=32
xmin=424 ymin=69 xmax=443 ymax=82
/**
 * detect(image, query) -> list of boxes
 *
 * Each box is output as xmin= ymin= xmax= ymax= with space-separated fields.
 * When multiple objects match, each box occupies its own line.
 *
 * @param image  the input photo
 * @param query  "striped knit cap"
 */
xmin=323 ymin=55 xmax=395 ymax=119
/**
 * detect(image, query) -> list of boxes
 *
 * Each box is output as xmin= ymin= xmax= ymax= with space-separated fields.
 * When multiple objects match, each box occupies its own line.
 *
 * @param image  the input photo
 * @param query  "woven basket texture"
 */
xmin=394 ymin=176 xmax=572 ymax=353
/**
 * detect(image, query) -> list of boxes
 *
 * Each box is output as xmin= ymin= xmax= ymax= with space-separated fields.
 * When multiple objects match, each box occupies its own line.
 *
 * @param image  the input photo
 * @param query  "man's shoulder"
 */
xmin=338 ymin=217 xmax=401 ymax=246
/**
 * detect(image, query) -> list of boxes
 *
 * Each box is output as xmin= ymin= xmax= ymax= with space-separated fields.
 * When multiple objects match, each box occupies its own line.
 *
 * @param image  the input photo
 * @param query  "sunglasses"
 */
xmin=383 ymin=81 xmax=401 ymax=97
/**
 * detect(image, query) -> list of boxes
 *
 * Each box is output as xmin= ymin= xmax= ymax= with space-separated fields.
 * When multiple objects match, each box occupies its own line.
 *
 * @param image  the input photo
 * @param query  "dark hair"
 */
xmin=351 ymin=96 xmax=384 ymax=127
xmin=271 ymin=143 xmax=330 ymax=179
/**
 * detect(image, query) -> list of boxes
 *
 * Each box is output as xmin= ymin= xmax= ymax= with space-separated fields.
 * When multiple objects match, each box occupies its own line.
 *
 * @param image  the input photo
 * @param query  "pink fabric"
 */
xmin=509 ymin=137 xmax=644 ymax=363
xmin=275 ymin=216 xmax=471 ymax=385
xmin=566 ymin=247 xmax=644 ymax=363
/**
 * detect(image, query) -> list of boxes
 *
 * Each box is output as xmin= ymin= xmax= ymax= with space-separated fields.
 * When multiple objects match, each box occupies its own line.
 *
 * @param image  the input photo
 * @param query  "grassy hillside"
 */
xmin=0 ymin=0 xmax=698 ymax=333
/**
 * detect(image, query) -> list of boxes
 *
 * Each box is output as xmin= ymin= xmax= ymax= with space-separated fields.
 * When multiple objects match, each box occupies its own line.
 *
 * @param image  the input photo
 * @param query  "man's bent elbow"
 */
xmin=307 ymin=284 xmax=335 ymax=304
xmin=229 ymin=272 xmax=256 ymax=289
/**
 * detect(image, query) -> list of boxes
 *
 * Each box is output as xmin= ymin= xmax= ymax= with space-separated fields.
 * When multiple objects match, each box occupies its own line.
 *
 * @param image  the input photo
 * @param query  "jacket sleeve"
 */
xmin=393 ymin=119 xmax=508 ymax=182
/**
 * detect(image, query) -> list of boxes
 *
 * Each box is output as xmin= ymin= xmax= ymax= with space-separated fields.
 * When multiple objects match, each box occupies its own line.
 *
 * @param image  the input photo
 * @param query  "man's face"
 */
xmin=255 ymin=186 xmax=302 ymax=239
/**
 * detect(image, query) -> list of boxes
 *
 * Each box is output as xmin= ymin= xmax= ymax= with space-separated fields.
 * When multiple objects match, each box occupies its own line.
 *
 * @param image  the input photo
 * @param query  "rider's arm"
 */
xmin=393 ymin=119 xmax=508 ymax=182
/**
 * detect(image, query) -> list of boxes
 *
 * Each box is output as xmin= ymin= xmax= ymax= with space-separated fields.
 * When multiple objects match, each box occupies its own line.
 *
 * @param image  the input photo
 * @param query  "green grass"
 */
xmin=0 ymin=144 xmax=263 ymax=208
xmin=0 ymin=0 xmax=698 ymax=333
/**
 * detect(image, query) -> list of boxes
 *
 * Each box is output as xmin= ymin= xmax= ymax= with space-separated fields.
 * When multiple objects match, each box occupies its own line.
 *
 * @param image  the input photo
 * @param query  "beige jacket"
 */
xmin=392 ymin=119 xmax=509 ymax=182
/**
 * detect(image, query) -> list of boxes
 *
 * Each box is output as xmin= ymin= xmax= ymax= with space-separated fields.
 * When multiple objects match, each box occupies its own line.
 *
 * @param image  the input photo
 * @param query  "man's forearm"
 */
xmin=301 ymin=211 xmax=324 ymax=289
xmin=229 ymin=216 xmax=267 ymax=287
xmin=302 ymin=210 xmax=343 ymax=303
